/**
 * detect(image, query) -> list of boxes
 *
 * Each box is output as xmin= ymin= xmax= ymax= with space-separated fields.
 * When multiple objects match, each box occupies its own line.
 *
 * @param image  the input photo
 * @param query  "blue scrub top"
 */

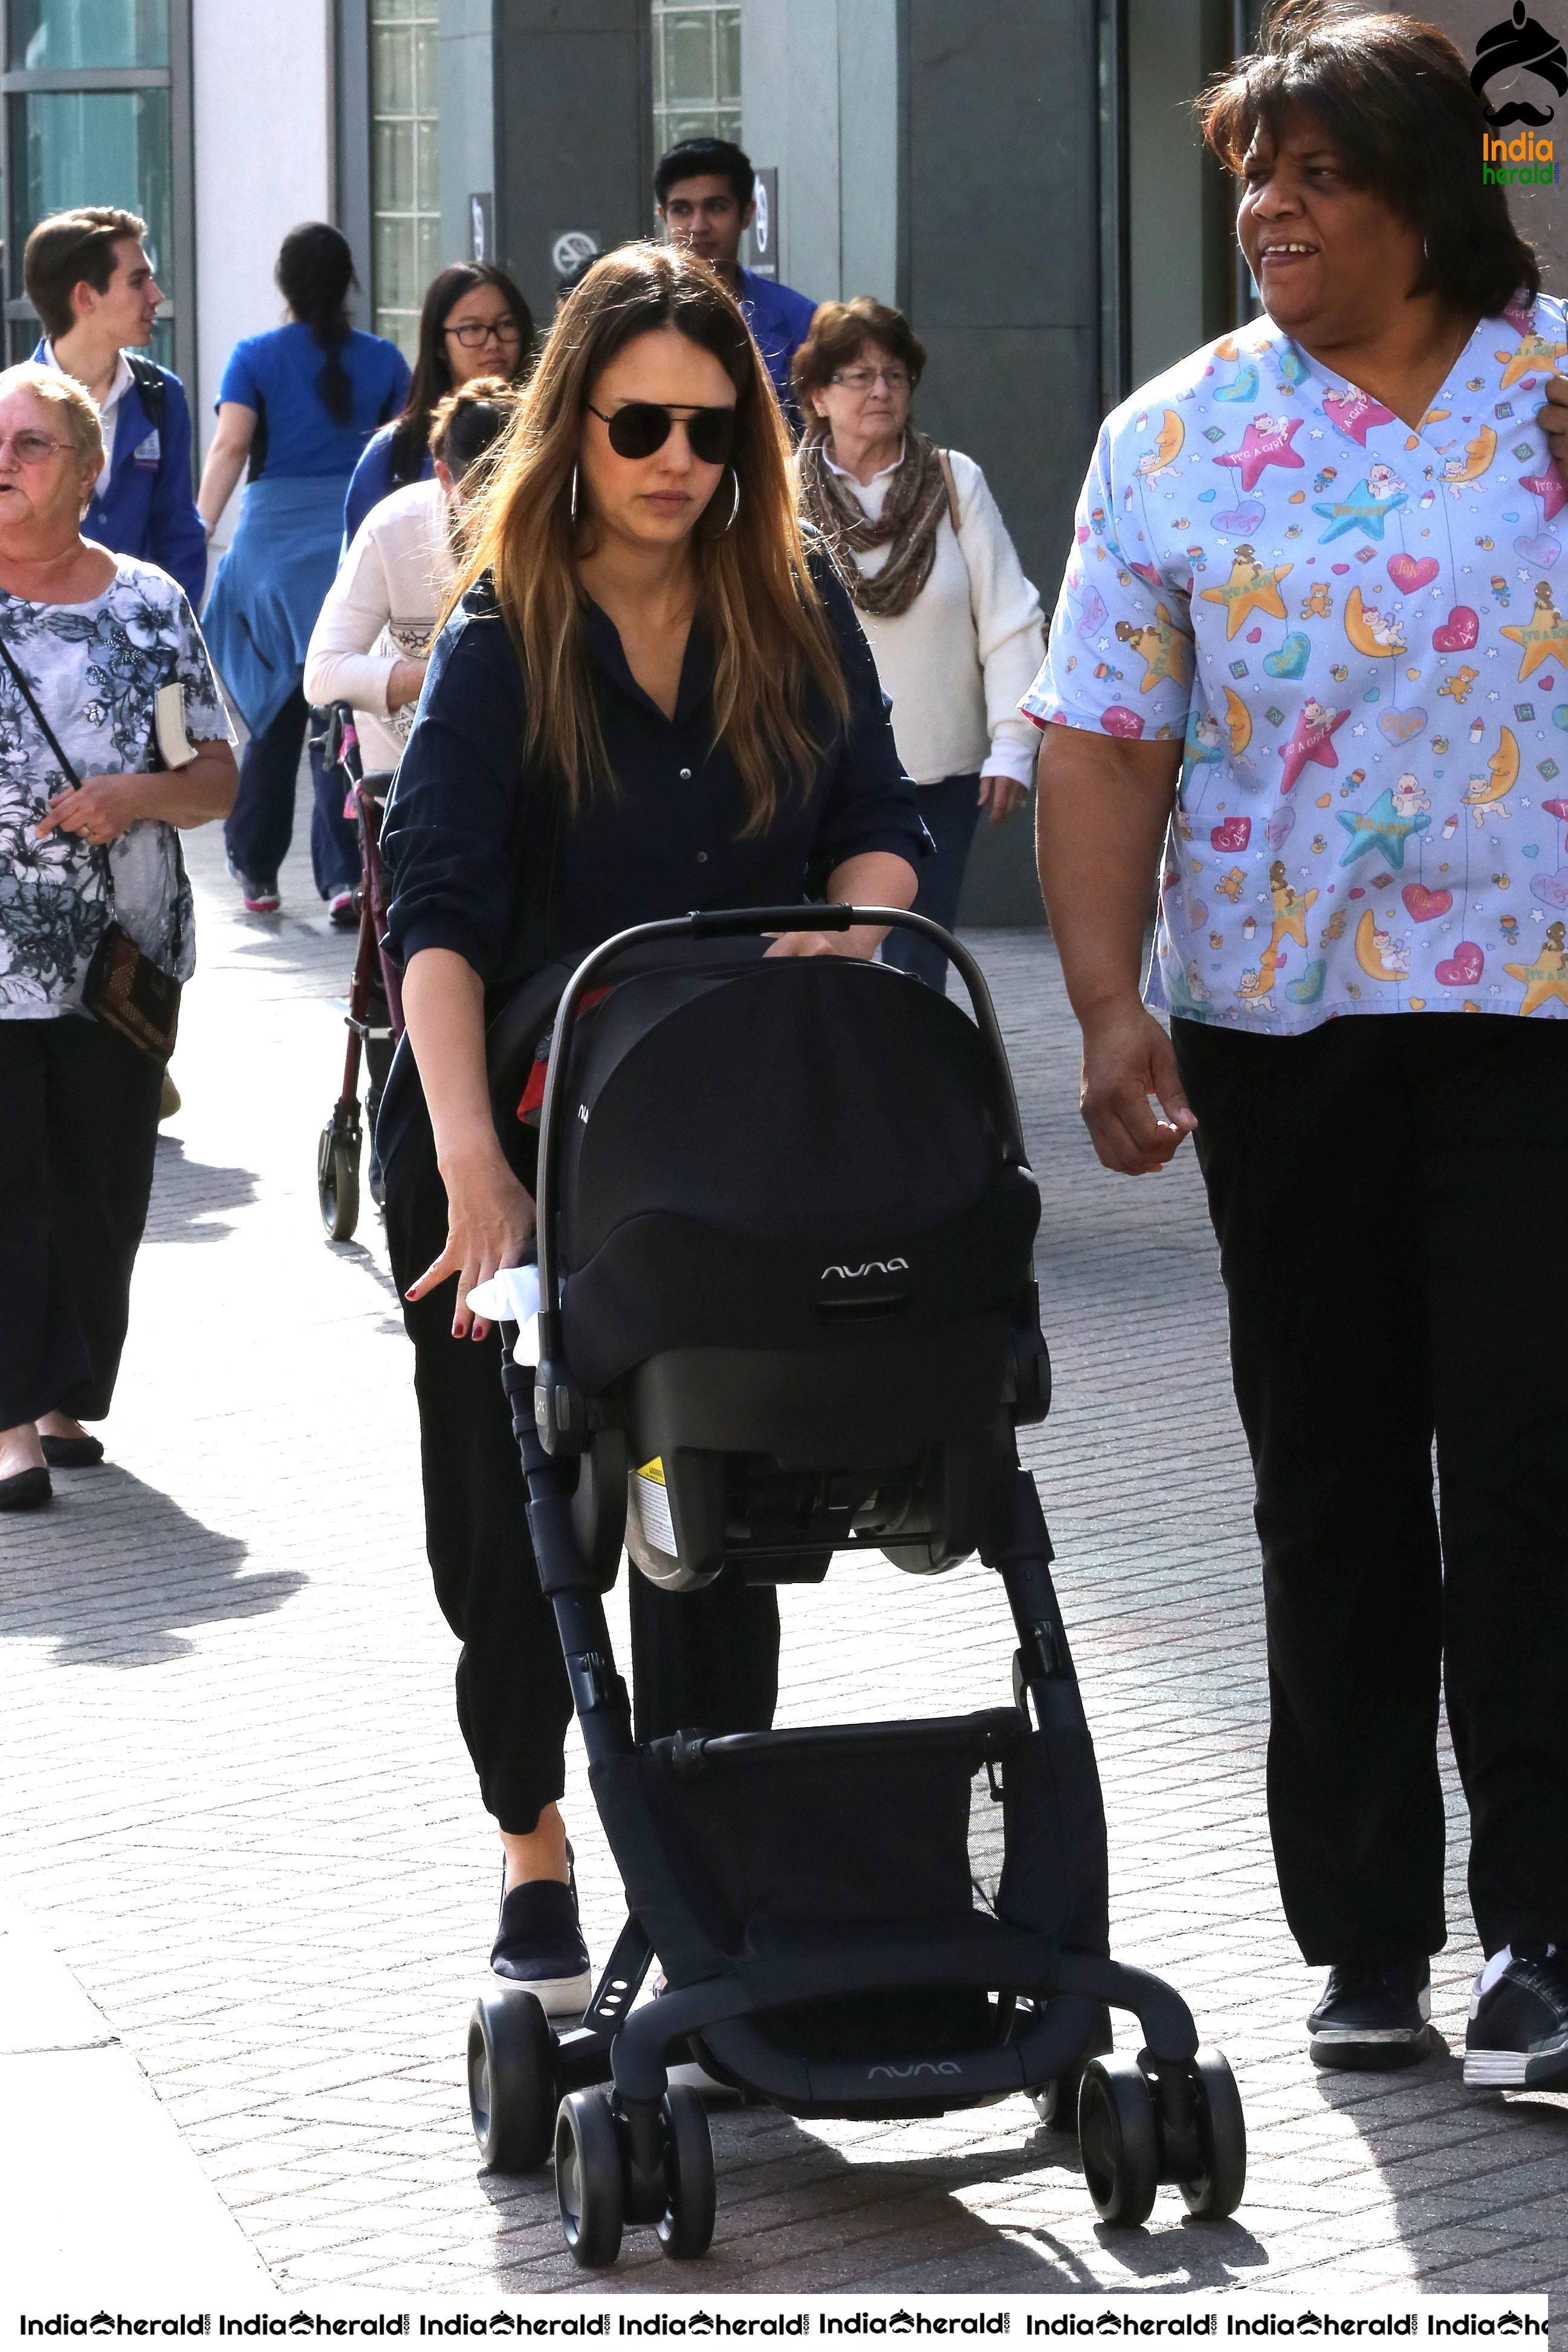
xmin=217 ymin=323 xmax=411 ymax=480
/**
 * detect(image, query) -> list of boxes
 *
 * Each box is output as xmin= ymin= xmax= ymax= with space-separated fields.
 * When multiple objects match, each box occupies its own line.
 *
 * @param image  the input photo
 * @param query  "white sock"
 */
xmin=1476 ymin=1941 xmax=1557 ymax=1995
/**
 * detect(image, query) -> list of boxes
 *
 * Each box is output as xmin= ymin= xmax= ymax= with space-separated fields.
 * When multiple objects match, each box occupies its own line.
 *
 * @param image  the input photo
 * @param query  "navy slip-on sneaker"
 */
xmin=1465 ymin=1947 xmax=1568 ymax=2089
xmin=1307 ymin=1957 xmax=1433 ymax=2069
xmin=489 ymin=1845 xmax=591 ymax=2015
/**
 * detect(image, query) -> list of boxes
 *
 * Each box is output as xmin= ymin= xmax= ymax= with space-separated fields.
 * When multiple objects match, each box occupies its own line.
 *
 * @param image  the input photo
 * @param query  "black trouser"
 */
xmin=1171 ymin=1012 xmax=1568 ymax=1963
xmin=0 ymin=1014 xmax=164 ymax=1429
xmin=381 ymin=1076 xmax=779 ymax=1834
xmin=880 ymin=772 xmax=982 ymax=993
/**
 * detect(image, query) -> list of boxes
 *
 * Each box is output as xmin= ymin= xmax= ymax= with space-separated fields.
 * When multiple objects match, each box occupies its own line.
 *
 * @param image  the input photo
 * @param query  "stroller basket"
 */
xmin=465 ymin=905 xmax=1246 ymax=2264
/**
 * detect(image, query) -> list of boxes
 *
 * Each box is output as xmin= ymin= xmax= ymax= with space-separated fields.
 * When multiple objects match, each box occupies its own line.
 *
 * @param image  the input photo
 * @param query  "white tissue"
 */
xmin=465 ymin=1263 xmax=542 ymax=1359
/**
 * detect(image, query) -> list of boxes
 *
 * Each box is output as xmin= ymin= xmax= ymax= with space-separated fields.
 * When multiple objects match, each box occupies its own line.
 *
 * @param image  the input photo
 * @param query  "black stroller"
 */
xmin=467 ymin=907 xmax=1245 ymax=2266
xmin=313 ymin=705 xmax=403 ymax=1240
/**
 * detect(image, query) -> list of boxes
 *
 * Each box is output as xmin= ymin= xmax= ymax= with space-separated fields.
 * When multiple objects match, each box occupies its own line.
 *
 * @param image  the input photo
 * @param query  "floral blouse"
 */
xmin=1023 ymin=293 xmax=1568 ymax=1030
xmin=0 ymin=560 xmax=233 ymax=1019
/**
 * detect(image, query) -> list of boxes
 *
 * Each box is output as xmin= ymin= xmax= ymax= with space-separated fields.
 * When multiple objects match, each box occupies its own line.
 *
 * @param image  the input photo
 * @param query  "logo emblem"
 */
xmin=1474 ymin=5 xmax=1568 ymax=126
xmin=820 ymin=1257 xmax=909 ymax=1280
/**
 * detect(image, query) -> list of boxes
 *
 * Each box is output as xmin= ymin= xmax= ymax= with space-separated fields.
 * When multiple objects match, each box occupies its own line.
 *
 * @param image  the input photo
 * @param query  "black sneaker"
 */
xmin=490 ymin=1850 xmax=591 ymax=2016
xmin=1464 ymin=1947 xmax=1568 ymax=2089
xmin=1307 ymin=1957 xmax=1433 ymax=2069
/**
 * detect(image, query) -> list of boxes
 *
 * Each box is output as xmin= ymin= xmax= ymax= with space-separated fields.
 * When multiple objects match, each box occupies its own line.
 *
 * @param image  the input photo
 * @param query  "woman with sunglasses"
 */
xmin=378 ymin=243 xmax=923 ymax=2008
xmin=342 ymin=263 xmax=535 ymax=544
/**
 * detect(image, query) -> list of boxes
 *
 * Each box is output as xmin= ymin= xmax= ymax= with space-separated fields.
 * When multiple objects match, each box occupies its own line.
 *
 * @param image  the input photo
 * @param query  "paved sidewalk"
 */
xmin=2 ymin=821 xmax=1564 ymax=2301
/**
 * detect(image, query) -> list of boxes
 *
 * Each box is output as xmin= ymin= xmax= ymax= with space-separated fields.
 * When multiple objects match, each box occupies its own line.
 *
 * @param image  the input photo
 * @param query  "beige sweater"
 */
xmin=813 ymin=445 xmax=1046 ymax=788
xmin=303 ymin=479 xmax=454 ymax=775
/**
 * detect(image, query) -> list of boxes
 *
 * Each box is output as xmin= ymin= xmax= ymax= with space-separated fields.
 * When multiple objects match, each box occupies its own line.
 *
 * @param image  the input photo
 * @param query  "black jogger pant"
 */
xmin=1171 ymin=1011 xmax=1568 ymax=1963
xmin=0 ymin=1014 xmax=163 ymax=1430
xmin=382 ymin=1080 xmax=779 ymax=1834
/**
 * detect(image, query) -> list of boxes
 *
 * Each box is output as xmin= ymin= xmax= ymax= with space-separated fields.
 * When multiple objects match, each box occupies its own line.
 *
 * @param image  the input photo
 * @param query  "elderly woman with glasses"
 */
xmin=792 ymin=299 xmax=1045 ymax=990
xmin=0 ymin=363 xmax=236 ymax=1511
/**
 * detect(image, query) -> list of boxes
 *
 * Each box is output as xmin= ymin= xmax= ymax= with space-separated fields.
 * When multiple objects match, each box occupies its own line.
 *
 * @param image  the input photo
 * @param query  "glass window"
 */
xmin=8 ymin=0 xmax=167 ymax=70
xmin=6 ymin=82 xmax=173 ymax=361
xmin=370 ymin=0 xmax=440 ymax=361
xmin=651 ymin=0 xmax=741 ymax=163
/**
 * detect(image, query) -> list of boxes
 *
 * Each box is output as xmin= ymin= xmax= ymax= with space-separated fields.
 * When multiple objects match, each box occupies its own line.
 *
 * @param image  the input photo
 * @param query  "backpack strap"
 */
xmin=938 ymin=447 xmax=961 ymax=535
xmin=124 ymin=351 xmax=166 ymax=438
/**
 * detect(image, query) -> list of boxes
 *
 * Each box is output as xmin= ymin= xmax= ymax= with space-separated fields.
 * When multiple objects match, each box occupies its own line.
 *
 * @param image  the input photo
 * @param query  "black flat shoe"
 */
xmin=0 ymin=1466 xmax=53 ymax=1511
xmin=1308 ymin=1957 xmax=1433 ymax=2069
xmin=39 ymin=1434 xmax=105 ymax=1469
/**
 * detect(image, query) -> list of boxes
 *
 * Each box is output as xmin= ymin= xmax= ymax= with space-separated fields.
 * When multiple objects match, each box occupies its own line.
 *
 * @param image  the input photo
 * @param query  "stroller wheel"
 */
xmin=1179 ymin=2047 xmax=1246 ymax=2220
xmin=556 ymin=2088 xmax=624 ymax=2268
xmin=656 ymin=2084 xmax=716 ymax=2260
xmin=467 ymin=1992 xmax=556 ymax=2173
xmin=1078 ymin=2055 xmax=1159 ymax=2226
xmin=317 ymin=1119 xmax=360 ymax=1242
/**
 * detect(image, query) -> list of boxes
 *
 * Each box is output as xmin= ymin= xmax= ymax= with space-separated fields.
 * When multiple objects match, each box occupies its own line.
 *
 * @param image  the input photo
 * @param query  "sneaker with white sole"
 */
xmin=226 ymin=854 xmax=280 ymax=914
xmin=489 ymin=1850 xmax=591 ymax=2016
xmin=1307 ymin=1957 xmax=1433 ymax=2069
xmin=1464 ymin=1946 xmax=1568 ymax=2088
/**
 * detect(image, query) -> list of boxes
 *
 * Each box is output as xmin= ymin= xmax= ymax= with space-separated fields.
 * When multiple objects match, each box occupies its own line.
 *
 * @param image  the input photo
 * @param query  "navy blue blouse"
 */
xmin=383 ymin=554 xmax=924 ymax=994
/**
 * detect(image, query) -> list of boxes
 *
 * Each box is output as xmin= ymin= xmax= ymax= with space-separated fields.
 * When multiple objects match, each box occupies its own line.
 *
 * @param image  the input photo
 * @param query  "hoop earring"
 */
xmin=569 ymin=463 xmax=580 ymax=525
xmin=723 ymin=467 xmax=740 ymax=533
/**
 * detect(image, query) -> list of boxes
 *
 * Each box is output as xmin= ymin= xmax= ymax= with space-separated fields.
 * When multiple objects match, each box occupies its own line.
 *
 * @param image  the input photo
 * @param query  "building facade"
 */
xmin=3 ymin=0 xmax=1562 ymax=920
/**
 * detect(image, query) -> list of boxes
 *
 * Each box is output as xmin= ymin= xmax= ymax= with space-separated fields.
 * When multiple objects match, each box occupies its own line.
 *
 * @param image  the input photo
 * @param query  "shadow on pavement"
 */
xmin=143 ymin=1136 xmax=259 ymax=1247
xmin=0 ymin=1468 xmax=302 ymax=1668
xmin=1310 ymin=2041 xmax=1568 ymax=2287
xmin=476 ymin=2107 xmax=1271 ymax=2292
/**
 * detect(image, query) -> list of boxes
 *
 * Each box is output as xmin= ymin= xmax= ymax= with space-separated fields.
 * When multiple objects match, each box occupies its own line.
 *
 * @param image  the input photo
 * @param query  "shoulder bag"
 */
xmin=0 ymin=632 xmax=184 ymax=1061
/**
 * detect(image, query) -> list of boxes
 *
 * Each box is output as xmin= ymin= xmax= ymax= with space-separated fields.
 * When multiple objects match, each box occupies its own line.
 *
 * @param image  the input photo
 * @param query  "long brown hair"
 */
xmin=450 ymin=241 xmax=849 ymax=831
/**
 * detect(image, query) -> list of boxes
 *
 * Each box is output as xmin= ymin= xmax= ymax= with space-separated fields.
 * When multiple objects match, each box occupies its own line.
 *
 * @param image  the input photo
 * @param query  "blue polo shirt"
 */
xmin=736 ymin=267 xmax=817 ymax=428
xmin=383 ymin=553 xmax=922 ymax=993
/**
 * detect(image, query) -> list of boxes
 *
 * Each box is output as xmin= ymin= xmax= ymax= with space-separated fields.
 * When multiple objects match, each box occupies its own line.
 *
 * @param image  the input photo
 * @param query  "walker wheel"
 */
xmin=467 ymin=1992 xmax=557 ymax=2173
xmin=656 ymin=2084 xmax=716 ymax=2260
xmin=317 ymin=1118 xmax=360 ymax=1242
xmin=1179 ymin=2047 xmax=1246 ymax=2219
xmin=1078 ymin=2053 xmax=1159 ymax=2226
xmin=556 ymin=2088 xmax=624 ymax=2268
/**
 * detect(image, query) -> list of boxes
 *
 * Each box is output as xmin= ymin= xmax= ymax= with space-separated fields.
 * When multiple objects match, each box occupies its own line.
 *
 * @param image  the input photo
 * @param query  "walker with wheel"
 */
xmin=314 ymin=704 xmax=403 ymax=1241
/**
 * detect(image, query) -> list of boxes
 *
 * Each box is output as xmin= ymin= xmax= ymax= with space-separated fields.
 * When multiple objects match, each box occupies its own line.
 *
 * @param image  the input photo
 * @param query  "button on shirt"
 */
xmin=382 ymin=555 xmax=924 ymax=993
xmin=1023 ymin=293 xmax=1568 ymax=1029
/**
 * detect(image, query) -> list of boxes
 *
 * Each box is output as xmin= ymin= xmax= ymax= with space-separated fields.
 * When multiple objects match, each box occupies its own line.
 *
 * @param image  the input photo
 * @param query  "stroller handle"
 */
xmin=530 ymin=905 xmax=1030 ymax=1366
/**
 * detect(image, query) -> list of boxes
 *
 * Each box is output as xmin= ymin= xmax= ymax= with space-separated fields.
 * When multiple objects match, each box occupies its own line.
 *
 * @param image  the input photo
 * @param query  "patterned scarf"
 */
xmin=795 ymin=424 xmax=950 ymax=618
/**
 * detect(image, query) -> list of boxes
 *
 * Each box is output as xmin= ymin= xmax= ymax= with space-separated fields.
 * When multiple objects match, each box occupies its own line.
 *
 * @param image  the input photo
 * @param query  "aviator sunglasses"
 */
xmin=586 ymin=400 xmax=737 ymax=466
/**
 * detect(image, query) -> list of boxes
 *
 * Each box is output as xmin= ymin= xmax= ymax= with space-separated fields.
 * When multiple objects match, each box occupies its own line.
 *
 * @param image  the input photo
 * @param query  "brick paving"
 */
xmin=2 ymin=818 xmax=1565 ymax=2301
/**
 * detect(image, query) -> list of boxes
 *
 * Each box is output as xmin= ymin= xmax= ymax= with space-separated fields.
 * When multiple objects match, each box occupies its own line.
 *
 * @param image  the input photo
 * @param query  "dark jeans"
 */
xmin=1171 ymin=1011 xmax=1568 ymax=1962
xmin=0 ymin=1014 xmax=163 ymax=1428
xmin=381 ymin=1078 xmax=779 ymax=1833
xmin=224 ymin=685 xmax=357 ymax=899
xmin=881 ymin=771 xmax=982 ymax=992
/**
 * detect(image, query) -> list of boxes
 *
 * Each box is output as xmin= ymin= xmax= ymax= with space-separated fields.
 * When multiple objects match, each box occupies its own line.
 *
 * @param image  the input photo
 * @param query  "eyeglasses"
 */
xmin=829 ymin=364 xmax=910 ymax=393
xmin=0 ymin=430 xmax=73 ymax=465
xmin=445 ymin=318 xmax=522 ymax=348
xmin=586 ymin=401 xmax=737 ymax=465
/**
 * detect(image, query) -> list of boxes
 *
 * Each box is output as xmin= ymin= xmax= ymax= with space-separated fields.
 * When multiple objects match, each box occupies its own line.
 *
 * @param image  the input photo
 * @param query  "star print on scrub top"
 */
xmin=1021 ymin=295 xmax=1568 ymax=1031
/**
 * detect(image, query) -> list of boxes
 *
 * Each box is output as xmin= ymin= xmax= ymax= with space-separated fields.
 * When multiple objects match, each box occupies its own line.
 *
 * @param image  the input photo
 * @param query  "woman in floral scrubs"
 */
xmin=1030 ymin=7 xmax=1567 ymax=2088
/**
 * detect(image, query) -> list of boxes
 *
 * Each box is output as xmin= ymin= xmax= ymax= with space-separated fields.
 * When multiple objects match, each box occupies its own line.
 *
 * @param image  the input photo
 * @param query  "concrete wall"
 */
xmin=739 ymin=0 xmax=899 ymax=307
xmin=906 ymin=0 xmax=1100 ymax=925
xmin=192 ymin=0 xmax=332 ymax=467
xmin=439 ymin=0 xmax=497 ymax=274
xmin=493 ymin=0 xmax=651 ymax=323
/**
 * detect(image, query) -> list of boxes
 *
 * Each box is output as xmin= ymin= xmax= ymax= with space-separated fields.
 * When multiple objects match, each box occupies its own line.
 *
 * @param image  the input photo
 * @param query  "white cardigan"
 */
xmin=303 ymin=479 xmax=455 ymax=775
xmin=811 ymin=446 xmax=1046 ymax=789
